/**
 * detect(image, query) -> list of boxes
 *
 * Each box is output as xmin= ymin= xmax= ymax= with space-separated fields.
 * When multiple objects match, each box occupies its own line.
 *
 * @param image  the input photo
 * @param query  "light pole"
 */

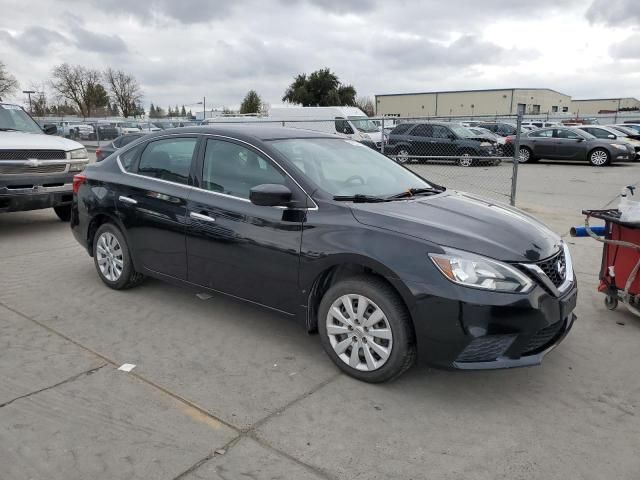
xmin=23 ymin=90 xmax=36 ymax=114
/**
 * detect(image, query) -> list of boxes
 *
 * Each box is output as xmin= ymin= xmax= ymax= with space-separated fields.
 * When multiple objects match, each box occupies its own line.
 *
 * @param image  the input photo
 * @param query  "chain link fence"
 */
xmin=34 ymin=113 xmax=525 ymax=205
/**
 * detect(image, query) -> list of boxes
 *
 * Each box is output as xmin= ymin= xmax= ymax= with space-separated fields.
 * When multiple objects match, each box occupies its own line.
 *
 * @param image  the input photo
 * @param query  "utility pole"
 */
xmin=203 ymin=96 xmax=206 ymax=119
xmin=23 ymin=90 xmax=35 ymax=113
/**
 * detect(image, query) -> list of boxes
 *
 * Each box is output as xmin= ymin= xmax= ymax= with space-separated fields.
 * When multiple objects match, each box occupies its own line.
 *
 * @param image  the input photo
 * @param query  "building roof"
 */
xmin=572 ymin=97 xmax=640 ymax=102
xmin=375 ymin=88 xmax=571 ymax=98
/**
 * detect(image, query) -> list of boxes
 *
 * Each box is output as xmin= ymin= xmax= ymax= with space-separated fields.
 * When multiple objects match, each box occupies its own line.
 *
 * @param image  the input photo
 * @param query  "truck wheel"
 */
xmin=318 ymin=275 xmax=415 ymax=383
xmin=54 ymin=205 xmax=71 ymax=222
xmin=93 ymin=223 xmax=144 ymax=290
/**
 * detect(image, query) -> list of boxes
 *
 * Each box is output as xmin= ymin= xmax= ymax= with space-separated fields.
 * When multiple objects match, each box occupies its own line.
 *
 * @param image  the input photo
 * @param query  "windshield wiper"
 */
xmin=333 ymin=194 xmax=387 ymax=203
xmin=385 ymin=187 xmax=445 ymax=200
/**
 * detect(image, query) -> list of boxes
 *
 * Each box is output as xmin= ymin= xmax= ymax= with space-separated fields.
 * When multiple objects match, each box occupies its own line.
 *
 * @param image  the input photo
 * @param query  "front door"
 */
xmin=185 ymin=138 xmax=305 ymax=313
xmin=115 ymin=136 xmax=200 ymax=280
xmin=553 ymin=128 xmax=586 ymax=160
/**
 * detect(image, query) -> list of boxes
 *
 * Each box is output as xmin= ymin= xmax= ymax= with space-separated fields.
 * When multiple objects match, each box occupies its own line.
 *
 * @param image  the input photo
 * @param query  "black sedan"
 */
xmin=71 ymin=126 xmax=577 ymax=382
xmin=95 ymin=133 xmax=147 ymax=162
xmin=512 ymin=126 xmax=635 ymax=166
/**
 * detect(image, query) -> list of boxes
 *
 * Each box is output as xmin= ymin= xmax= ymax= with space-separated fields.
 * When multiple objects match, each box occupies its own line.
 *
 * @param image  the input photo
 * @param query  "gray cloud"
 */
xmin=72 ymin=28 xmax=127 ymax=54
xmin=78 ymin=0 xmax=240 ymax=24
xmin=586 ymin=0 xmax=640 ymax=27
xmin=610 ymin=34 xmax=640 ymax=59
xmin=0 ymin=26 xmax=69 ymax=56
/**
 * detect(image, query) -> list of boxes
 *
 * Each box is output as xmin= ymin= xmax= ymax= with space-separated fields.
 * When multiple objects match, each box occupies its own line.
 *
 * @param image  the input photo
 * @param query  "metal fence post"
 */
xmin=380 ymin=117 xmax=385 ymax=154
xmin=510 ymin=113 xmax=522 ymax=206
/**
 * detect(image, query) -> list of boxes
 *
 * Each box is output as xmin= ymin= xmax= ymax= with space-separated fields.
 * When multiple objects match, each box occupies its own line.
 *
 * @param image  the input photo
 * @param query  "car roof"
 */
xmin=142 ymin=125 xmax=338 ymax=141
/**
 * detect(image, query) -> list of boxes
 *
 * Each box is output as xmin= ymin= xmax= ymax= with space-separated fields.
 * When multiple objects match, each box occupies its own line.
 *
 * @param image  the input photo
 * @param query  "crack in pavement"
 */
xmin=0 ymin=364 xmax=107 ymax=408
xmin=1 ymin=300 xmax=341 ymax=480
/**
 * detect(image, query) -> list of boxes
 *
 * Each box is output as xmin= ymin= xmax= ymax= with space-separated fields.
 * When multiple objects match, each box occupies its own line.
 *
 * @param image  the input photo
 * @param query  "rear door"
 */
xmin=115 ymin=135 xmax=200 ymax=280
xmin=408 ymin=124 xmax=434 ymax=158
xmin=528 ymin=128 xmax=555 ymax=158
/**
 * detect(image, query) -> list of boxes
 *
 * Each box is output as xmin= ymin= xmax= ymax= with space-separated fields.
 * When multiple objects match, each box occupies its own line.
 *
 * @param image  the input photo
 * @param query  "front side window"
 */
xmin=202 ymin=139 xmax=286 ymax=199
xmin=583 ymin=128 xmax=609 ymax=139
xmin=270 ymin=138 xmax=433 ymax=197
xmin=432 ymin=125 xmax=452 ymax=139
xmin=137 ymin=137 xmax=197 ymax=184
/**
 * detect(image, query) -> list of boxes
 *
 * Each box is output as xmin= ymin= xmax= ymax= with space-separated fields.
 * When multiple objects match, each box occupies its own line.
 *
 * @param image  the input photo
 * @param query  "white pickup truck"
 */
xmin=1 ymin=103 xmax=89 ymax=220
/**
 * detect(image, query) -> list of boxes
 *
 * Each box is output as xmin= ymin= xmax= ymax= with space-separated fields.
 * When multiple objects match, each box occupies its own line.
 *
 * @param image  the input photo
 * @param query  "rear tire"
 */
xmin=54 ymin=205 xmax=71 ymax=222
xmin=589 ymin=148 xmax=610 ymax=167
xmin=93 ymin=223 xmax=144 ymax=290
xmin=318 ymin=275 xmax=416 ymax=383
xmin=396 ymin=148 xmax=411 ymax=165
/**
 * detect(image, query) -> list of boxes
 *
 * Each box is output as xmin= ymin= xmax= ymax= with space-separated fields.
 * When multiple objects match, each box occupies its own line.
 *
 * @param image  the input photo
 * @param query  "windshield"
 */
xmin=449 ymin=125 xmax=476 ymax=138
xmin=270 ymin=138 xmax=433 ymax=197
xmin=0 ymin=104 xmax=43 ymax=134
xmin=348 ymin=117 xmax=380 ymax=133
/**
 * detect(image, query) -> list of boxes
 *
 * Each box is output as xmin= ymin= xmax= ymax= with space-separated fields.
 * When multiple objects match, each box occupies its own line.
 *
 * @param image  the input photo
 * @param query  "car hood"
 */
xmin=350 ymin=191 xmax=561 ymax=262
xmin=0 ymin=131 xmax=85 ymax=151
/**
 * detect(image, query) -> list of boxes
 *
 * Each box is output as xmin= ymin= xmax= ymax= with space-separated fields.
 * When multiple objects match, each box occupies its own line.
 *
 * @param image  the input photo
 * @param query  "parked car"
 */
xmin=616 ymin=123 xmax=640 ymax=135
xmin=92 ymin=122 xmax=119 ymax=140
xmin=95 ymin=132 xmax=147 ymax=162
xmin=110 ymin=122 xmax=142 ymax=135
xmin=521 ymin=121 xmax=560 ymax=129
xmin=576 ymin=125 xmax=640 ymax=160
xmin=71 ymin=126 xmax=577 ymax=382
xmin=476 ymin=122 xmax=518 ymax=136
xmin=512 ymin=126 xmax=634 ymax=166
xmin=386 ymin=121 xmax=500 ymax=166
xmin=0 ymin=102 xmax=88 ymax=220
xmin=608 ymin=124 xmax=640 ymax=140
xmin=58 ymin=120 xmax=94 ymax=140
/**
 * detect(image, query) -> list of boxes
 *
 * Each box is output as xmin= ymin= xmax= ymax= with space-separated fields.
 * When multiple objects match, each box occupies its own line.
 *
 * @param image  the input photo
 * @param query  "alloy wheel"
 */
xmin=96 ymin=232 xmax=124 ymax=281
xmin=326 ymin=294 xmax=393 ymax=372
xmin=459 ymin=153 xmax=473 ymax=167
xmin=396 ymin=149 xmax=410 ymax=164
xmin=590 ymin=150 xmax=608 ymax=166
xmin=518 ymin=147 xmax=530 ymax=163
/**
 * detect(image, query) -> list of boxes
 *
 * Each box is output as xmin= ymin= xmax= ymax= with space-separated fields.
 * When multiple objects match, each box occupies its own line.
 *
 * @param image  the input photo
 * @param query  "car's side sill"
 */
xmin=141 ymin=266 xmax=296 ymax=317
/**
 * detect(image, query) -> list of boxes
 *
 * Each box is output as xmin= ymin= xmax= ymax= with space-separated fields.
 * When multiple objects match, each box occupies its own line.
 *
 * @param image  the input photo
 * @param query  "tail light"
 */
xmin=505 ymin=136 xmax=513 ymax=144
xmin=72 ymin=174 xmax=87 ymax=194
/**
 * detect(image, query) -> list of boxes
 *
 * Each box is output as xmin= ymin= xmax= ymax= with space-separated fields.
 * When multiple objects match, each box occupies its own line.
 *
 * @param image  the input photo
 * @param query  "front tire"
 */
xmin=54 ymin=205 xmax=71 ymax=222
xmin=396 ymin=148 xmax=411 ymax=165
xmin=318 ymin=275 xmax=415 ymax=383
xmin=589 ymin=148 xmax=611 ymax=167
xmin=93 ymin=223 xmax=144 ymax=290
xmin=457 ymin=152 xmax=476 ymax=167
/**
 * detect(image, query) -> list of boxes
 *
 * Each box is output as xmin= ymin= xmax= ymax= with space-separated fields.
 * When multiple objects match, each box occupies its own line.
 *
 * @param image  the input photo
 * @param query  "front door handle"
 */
xmin=118 ymin=196 xmax=137 ymax=205
xmin=190 ymin=211 xmax=216 ymax=223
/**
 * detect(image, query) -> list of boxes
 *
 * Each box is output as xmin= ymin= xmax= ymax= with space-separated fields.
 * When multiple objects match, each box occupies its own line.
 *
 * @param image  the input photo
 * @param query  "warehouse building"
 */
xmin=570 ymin=97 xmax=640 ymax=115
xmin=375 ymin=88 xmax=572 ymax=117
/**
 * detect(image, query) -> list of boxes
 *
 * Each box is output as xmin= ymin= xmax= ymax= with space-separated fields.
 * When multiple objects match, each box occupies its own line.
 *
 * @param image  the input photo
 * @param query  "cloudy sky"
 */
xmin=0 ymin=0 xmax=639 ymax=111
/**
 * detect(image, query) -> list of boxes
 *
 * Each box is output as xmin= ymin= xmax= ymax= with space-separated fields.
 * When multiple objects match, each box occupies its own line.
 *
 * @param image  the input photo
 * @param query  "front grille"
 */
xmin=0 ymin=164 xmax=67 ymax=175
xmin=523 ymin=321 xmax=564 ymax=354
xmin=456 ymin=334 xmax=516 ymax=363
xmin=536 ymin=249 xmax=566 ymax=288
xmin=0 ymin=150 xmax=66 ymax=160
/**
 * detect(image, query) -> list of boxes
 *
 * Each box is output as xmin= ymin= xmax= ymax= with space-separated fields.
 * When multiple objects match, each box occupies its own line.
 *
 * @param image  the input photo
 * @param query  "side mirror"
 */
xmin=576 ymin=137 xmax=585 ymax=142
xmin=43 ymin=124 xmax=58 ymax=135
xmin=250 ymin=184 xmax=292 ymax=207
xmin=607 ymin=134 xmax=616 ymax=139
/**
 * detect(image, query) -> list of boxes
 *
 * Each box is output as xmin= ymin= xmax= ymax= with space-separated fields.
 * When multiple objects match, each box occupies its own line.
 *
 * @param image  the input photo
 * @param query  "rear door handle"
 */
xmin=118 ymin=196 xmax=137 ymax=205
xmin=190 ymin=211 xmax=216 ymax=223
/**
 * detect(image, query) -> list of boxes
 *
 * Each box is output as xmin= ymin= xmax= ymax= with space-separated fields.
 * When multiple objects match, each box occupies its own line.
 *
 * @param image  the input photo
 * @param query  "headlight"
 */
xmin=429 ymin=248 xmax=533 ymax=293
xmin=612 ymin=144 xmax=627 ymax=150
xmin=480 ymin=142 xmax=492 ymax=147
xmin=69 ymin=161 xmax=88 ymax=172
xmin=68 ymin=148 xmax=88 ymax=159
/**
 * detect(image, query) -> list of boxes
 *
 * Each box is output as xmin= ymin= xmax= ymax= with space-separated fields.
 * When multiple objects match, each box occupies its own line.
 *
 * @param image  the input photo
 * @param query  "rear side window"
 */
xmin=137 ymin=137 xmax=197 ymax=185
xmin=410 ymin=124 xmax=433 ymax=137
xmin=390 ymin=124 xmax=411 ymax=135
xmin=120 ymin=134 xmax=143 ymax=148
xmin=119 ymin=145 xmax=142 ymax=171
xmin=529 ymin=129 xmax=553 ymax=138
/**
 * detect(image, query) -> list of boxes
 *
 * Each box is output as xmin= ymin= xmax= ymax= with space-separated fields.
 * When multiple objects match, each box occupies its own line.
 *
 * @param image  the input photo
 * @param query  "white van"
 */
xmin=203 ymin=106 xmax=384 ymax=147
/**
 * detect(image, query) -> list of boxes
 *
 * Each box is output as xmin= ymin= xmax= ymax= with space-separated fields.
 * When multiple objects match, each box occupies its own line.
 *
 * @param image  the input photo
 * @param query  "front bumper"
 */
xmin=408 ymin=279 xmax=578 ymax=370
xmin=1 ymin=171 xmax=76 ymax=212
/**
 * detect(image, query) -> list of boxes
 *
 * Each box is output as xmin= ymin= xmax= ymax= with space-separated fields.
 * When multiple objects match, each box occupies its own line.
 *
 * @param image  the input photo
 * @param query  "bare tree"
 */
xmin=356 ymin=96 xmax=375 ymax=117
xmin=0 ymin=60 xmax=19 ymax=100
xmin=104 ymin=68 xmax=142 ymax=118
xmin=50 ymin=63 xmax=105 ymax=117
